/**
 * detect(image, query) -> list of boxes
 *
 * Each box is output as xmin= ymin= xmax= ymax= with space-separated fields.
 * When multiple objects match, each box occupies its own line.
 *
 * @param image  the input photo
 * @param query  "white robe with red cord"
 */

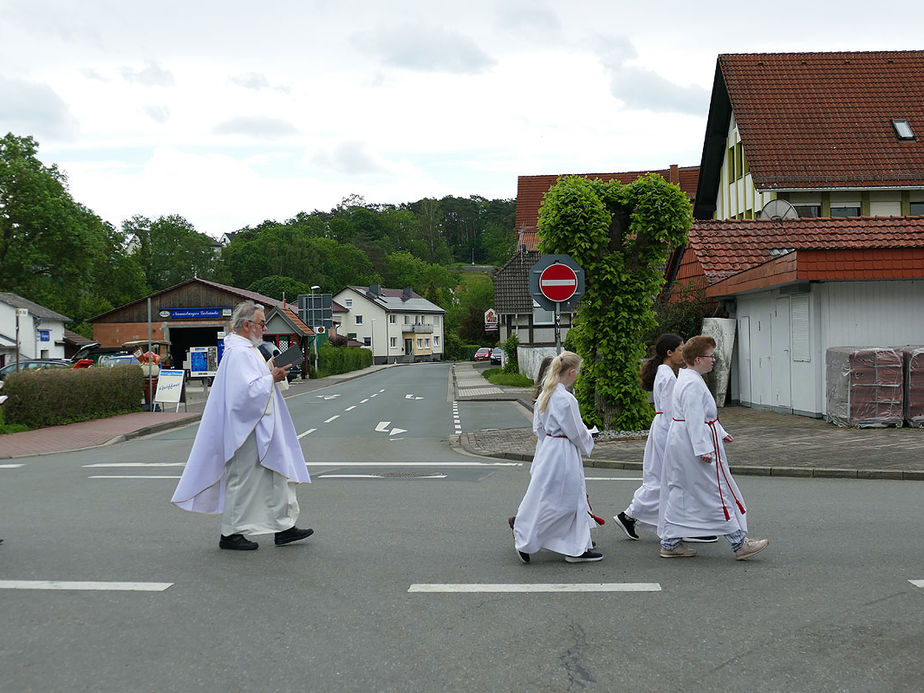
xmin=658 ymin=368 xmax=747 ymax=539
xmin=171 ymin=333 xmax=310 ymax=520
xmin=514 ymin=383 xmax=595 ymax=556
xmin=625 ymin=363 xmax=676 ymax=531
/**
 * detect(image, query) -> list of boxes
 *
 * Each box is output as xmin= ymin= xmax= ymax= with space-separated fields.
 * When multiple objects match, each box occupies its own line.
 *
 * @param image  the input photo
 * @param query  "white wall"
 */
xmin=0 ymin=303 xmax=67 ymax=360
xmin=734 ymin=280 xmax=924 ymax=416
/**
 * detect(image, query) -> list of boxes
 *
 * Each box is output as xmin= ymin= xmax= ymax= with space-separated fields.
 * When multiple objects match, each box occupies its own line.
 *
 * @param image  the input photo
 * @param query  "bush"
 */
xmin=648 ymin=281 xmax=710 ymax=343
xmin=443 ymin=332 xmax=481 ymax=361
xmin=3 ymin=366 xmax=144 ymax=429
xmin=314 ymin=344 xmax=373 ymax=377
xmin=501 ymin=333 xmax=520 ymax=374
xmin=482 ymin=367 xmax=533 ymax=387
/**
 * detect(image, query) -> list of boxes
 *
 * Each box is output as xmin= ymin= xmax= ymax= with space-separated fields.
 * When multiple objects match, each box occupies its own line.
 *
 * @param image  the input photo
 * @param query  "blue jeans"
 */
xmin=661 ymin=530 xmax=745 ymax=552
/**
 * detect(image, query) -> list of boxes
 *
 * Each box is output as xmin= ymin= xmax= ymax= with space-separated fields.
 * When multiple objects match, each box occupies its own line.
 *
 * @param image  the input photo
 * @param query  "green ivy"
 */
xmin=501 ymin=332 xmax=520 ymax=374
xmin=537 ymin=174 xmax=691 ymax=430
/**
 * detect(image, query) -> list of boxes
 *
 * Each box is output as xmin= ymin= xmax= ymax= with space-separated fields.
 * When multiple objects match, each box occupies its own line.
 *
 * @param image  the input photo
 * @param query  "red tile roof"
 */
xmin=720 ymin=51 xmax=924 ymax=189
xmin=515 ymin=166 xmax=699 ymax=249
xmin=686 ymin=215 xmax=924 ymax=285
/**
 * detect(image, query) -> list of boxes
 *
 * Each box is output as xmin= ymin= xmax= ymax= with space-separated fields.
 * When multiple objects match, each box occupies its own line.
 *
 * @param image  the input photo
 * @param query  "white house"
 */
xmin=0 ymin=292 xmax=71 ymax=367
xmin=333 ymin=285 xmax=445 ymax=364
xmin=671 ymin=50 xmax=924 ymax=418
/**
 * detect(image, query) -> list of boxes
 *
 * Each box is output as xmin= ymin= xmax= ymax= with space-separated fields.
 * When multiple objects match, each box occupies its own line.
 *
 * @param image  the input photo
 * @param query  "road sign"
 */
xmin=538 ymin=263 xmax=578 ymax=303
xmin=529 ymin=254 xmax=585 ymax=312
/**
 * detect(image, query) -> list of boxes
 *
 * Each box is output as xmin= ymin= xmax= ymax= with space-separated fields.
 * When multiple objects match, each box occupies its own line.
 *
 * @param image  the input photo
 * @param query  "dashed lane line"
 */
xmin=324 ymin=415 xmax=340 ymax=423
xmin=408 ymin=583 xmax=661 ymax=593
xmin=0 ymin=464 xmax=24 ymax=469
xmin=89 ymin=475 xmax=180 ymax=479
xmin=0 ymin=580 xmax=173 ymax=592
xmin=297 ymin=428 xmax=317 ymax=439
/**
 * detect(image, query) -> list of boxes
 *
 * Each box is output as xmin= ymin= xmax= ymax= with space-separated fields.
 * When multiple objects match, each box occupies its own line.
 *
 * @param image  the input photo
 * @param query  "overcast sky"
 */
xmin=2 ymin=1 xmax=923 ymax=237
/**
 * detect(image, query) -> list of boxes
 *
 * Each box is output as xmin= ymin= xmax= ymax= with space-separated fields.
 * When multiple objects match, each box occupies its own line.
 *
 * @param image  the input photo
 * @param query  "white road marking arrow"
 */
xmin=374 ymin=421 xmax=391 ymax=432
xmin=389 ymin=428 xmax=407 ymax=436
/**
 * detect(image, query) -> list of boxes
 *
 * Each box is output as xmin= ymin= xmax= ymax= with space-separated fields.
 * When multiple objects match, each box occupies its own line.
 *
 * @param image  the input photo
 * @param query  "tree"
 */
xmin=537 ymin=174 xmax=692 ymax=430
xmin=247 ymin=275 xmax=311 ymax=302
xmin=125 ymin=214 xmax=219 ymax=291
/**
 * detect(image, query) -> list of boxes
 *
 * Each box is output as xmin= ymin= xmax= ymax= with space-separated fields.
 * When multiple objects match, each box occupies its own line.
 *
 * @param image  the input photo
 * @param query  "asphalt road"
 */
xmin=1 ymin=363 xmax=922 ymax=692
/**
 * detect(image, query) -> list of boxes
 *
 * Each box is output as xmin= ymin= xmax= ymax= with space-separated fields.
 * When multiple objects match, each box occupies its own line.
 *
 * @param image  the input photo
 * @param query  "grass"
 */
xmin=0 ymin=406 xmax=29 ymax=434
xmin=482 ymin=367 xmax=533 ymax=387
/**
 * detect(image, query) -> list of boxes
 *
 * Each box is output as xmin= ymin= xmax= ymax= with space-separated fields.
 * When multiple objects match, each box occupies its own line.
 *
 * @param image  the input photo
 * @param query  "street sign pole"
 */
xmin=555 ymin=302 xmax=562 ymax=354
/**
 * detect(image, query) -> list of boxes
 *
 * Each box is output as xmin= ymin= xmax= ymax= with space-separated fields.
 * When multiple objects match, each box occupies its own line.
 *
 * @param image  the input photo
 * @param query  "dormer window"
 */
xmin=892 ymin=119 xmax=915 ymax=140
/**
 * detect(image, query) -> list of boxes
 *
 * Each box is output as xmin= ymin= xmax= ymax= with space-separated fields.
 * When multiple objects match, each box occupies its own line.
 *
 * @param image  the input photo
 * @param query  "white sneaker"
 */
xmin=734 ymin=537 xmax=769 ymax=561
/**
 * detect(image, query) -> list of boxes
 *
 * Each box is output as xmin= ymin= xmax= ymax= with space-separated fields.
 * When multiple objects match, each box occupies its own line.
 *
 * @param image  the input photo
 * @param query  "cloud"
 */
xmin=142 ymin=105 xmax=170 ymax=123
xmin=311 ymin=141 xmax=389 ymax=176
xmin=213 ymin=116 xmax=299 ymax=138
xmin=496 ymin=3 xmax=561 ymax=38
xmin=229 ymin=72 xmax=290 ymax=93
xmin=0 ymin=76 xmax=77 ymax=140
xmin=80 ymin=68 xmax=109 ymax=82
xmin=354 ymin=24 xmax=495 ymax=74
xmin=121 ymin=62 xmax=174 ymax=87
xmin=596 ymin=36 xmax=708 ymax=115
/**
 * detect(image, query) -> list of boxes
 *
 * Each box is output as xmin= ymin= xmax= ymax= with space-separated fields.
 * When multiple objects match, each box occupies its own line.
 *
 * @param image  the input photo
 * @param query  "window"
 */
xmin=892 ymin=118 xmax=915 ymax=140
xmin=345 ymin=299 xmax=352 ymax=307
xmin=425 ymin=338 xmax=430 ymax=348
xmin=910 ymin=202 xmax=924 ymax=215
xmin=355 ymin=314 xmax=363 ymax=325
xmin=532 ymin=299 xmax=554 ymax=325
xmin=389 ymin=314 xmax=396 ymax=324
xmin=727 ymin=146 xmax=735 ymax=180
xmin=830 ymin=206 xmax=860 ymax=217
xmin=363 ymin=337 xmax=371 ymax=346
xmin=404 ymin=315 xmax=410 ymax=324
xmin=734 ymin=143 xmax=743 ymax=180
xmin=433 ymin=315 xmax=440 ymax=325
xmin=347 ymin=332 xmax=356 ymax=339
xmin=795 ymin=205 xmax=821 ymax=218
xmin=433 ymin=336 xmax=440 ymax=346
xmin=417 ymin=338 xmax=423 ymax=348
xmin=390 ymin=336 xmax=396 ymax=347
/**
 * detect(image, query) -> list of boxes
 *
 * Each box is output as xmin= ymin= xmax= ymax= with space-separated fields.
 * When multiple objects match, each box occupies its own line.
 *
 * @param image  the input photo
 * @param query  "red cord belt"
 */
xmin=671 ymin=418 xmax=745 ymax=521
xmin=546 ymin=434 xmax=568 ymax=438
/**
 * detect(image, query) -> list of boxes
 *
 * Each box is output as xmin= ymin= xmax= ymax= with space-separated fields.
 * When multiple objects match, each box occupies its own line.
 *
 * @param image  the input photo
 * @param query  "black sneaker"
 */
xmin=515 ymin=546 xmax=530 ymax=564
xmin=565 ymin=550 xmax=603 ymax=563
xmin=274 ymin=526 xmax=314 ymax=546
xmin=615 ymin=512 xmax=639 ymax=540
xmin=508 ymin=516 xmax=516 ymax=530
xmin=219 ymin=534 xmax=258 ymax=550
xmin=683 ymin=536 xmax=718 ymax=543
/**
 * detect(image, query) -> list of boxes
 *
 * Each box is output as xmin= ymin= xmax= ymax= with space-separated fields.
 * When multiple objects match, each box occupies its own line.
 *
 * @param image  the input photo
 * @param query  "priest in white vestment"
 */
xmin=171 ymin=301 xmax=312 ymax=551
xmin=657 ymin=336 xmax=769 ymax=561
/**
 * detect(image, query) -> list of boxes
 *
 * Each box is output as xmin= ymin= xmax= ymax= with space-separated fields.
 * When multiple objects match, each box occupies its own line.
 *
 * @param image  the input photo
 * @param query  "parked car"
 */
xmin=473 ymin=347 xmax=491 ymax=361
xmin=490 ymin=347 xmax=504 ymax=365
xmin=0 ymin=359 xmax=71 ymax=382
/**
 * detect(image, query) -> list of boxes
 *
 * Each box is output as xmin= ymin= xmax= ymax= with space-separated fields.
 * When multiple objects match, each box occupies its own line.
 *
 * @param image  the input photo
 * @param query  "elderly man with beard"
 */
xmin=172 ymin=301 xmax=313 ymax=550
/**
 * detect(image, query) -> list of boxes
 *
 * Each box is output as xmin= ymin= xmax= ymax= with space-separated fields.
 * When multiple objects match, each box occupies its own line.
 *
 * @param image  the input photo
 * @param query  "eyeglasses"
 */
xmin=700 ymin=354 xmax=717 ymax=360
xmin=248 ymin=320 xmax=267 ymax=328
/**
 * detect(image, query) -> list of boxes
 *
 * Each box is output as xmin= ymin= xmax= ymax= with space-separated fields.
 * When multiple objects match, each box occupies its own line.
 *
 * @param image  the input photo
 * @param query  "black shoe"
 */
xmin=565 ymin=550 xmax=604 ymax=563
xmin=219 ymin=534 xmax=258 ymax=550
xmin=615 ymin=512 xmax=639 ymax=540
xmin=516 ymin=547 xmax=530 ymax=564
xmin=274 ymin=526 xmax=314 ymax=546
xmin=683 ymin=536 xmax=718 ymax=543
xmin=508 ymin=516 xmax=516 ymax=530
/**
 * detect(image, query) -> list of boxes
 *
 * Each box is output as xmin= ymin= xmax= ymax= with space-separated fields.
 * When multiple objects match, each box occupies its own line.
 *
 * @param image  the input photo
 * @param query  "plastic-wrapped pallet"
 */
xmin=900 ymin=346 xmax=924 ymax=428
xmin=825 ymin=347 xmax=903 ymax=427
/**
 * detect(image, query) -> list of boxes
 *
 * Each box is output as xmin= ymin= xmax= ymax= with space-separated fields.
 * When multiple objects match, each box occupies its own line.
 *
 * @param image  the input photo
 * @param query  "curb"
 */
xmin=456 ymin=433 xmax=924 ymax=481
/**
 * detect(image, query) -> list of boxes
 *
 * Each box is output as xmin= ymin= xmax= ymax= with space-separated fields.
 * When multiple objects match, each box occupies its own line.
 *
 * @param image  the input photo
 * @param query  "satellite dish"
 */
xmin=759 ymin=199 xmax=799 ymax=220
xmin=314 ymin=325 xmax=326 ymax=334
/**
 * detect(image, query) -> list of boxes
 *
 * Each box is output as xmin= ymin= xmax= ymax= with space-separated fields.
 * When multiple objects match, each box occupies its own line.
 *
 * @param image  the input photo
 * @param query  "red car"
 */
xmin=473 ymin=347 xmax=491 ymax=361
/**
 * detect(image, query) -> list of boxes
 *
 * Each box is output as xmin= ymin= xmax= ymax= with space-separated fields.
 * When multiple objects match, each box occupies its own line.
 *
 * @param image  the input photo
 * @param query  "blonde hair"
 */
xmin=536 ymin=351 xmax=582 ymax=412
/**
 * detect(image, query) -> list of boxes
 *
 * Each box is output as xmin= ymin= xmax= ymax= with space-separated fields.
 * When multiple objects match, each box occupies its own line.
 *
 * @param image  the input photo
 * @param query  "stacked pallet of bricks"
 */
xmin=901 ymin=346 xmax=924 ymax=428
xmin=825 ymin=347 xmax=903 ymax=427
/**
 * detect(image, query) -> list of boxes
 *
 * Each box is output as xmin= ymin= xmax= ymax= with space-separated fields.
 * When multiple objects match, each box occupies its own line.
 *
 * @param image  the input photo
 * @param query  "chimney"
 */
xmin=669 ymin=164 xmax=679 ymax=185
xmin=402 ymin=286 xmax=412 ymax=301
xmin=366 ymin=284 xmax=381 ymax=298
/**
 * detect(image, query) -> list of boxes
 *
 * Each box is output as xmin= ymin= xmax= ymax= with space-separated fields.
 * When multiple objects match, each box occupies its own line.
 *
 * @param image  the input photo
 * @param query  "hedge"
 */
xmin=314 ymin=344 xmax=373 ymax=376
xmin=2 ymin=365 xmax=144 ymax=429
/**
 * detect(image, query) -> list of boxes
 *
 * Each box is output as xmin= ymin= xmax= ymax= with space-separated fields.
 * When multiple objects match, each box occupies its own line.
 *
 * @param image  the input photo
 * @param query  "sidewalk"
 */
xmin=454 ymin=362 xmax=924 ymax=481
xmin=0 ymin=364 xmax=397 ymax=459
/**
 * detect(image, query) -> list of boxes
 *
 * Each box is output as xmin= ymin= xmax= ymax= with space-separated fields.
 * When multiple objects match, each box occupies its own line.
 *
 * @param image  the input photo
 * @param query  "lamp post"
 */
xmin=310 ymin=285 xmax=320 ymax=374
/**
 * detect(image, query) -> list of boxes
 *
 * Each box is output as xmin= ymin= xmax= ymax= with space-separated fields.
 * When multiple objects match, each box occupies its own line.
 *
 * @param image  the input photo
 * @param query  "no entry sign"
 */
xmin=538 ymin=263 xmax=578 ymax=303
xmin=529 ymin=254 xmax=585 ymax=312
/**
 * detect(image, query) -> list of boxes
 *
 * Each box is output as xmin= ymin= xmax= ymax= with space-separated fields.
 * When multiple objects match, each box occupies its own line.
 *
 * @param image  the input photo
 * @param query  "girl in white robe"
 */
xmin=615 ymin=334 xmax=684 ymax=538
xmin=657 ymin=336 xmax=770 ymax=561
xmin=513 ymin=351 xmax=601 ymax=564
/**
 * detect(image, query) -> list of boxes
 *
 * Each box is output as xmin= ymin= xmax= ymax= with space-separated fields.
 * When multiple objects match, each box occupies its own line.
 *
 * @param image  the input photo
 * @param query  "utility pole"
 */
xmin=15 ymin=308 xmax=27 ymax=369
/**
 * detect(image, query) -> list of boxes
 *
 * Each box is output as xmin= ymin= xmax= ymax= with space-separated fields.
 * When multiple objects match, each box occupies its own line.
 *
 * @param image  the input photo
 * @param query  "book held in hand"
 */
xmin=273 ymin=345 xmax=305 ymax=368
